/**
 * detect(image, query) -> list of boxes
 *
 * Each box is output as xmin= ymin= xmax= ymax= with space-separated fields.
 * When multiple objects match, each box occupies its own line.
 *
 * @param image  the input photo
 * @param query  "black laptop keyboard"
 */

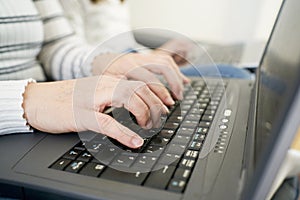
xmin=50 ymin=80 xmax=226 ymax=193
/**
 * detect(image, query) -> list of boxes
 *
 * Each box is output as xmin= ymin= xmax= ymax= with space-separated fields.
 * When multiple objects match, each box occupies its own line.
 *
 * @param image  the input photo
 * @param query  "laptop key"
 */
xmin=143 ymin=145 xmax=164 ymax=157
xmin=111 ymin=154 xmax=137 ymax=167
xmin=179 ymin=158 xmax=196 ymax=169
xmin=167 ymin=178 xmax=186 ymax=193
xmin=65 ymin=160 xmax=86 ymax=173
xmin=185 ymin=95 xmax=197 ymax=100
xmin=177 ymin=127 xmax=196 ymax=136
xmin=63 ymin=149 xmax=82 ymax=160
xmin=193 ymin=80 xmax=205 ymax=87
xmin=173 ymin=168 xmax=191 ymax=180
xmin=181 ymin=99 xmax=195 ymax=105
xmin=180 ymin=105 xmax=192 ymax=111
xmin=149 ymin=136 xmax=170 ymax=147
xmin=159 ymin=129 xmax=175 ymax=138
xmin=189 ymin=108 xmax=205 ymax=115
xmin=79 ymin=163 xmax=105 ymax=177
xmin=195 ymin=127 xmax=209 ymax=135
xmin=101 ymin=168 xmax=148 ymax=185
xmin=181 ymin=120 xmax=198 ymax=128
xmin=204 ymin=109 xmax=216 ymax=116
xmin=211 ymin=96 xmax=222 ymax=101
xmin=166 ymin=143 xmax=187 ymax=155
xmin=198 ymin=103 xmax=208 ymax=109
xmin=131 ymin=155 xmax=158 ymax=171
xmin=172 ymin=135 xmax=191 ymax=146
xmin=77 ymin=151 xmax=93 ymax=162
xmin=74 ymin=143 xmax=86 ymax=151
xmin=84 ymin=142 xmax=105 ymax=153
xmin=51 ymin=158 xmax=72 ymax=171
xmin=209 ymin=101 xmax=219 ymax=106
xmin=168 ymin=116 xmax=184 ymax=123
xmin=157 ymin=153 xmax=181 ymax=166
xmin=185 ymin=114 xmax=201 ymax=121
xmin=184 ymin=150 xmax=199 ymax=159
xmin=164 ymin=122 xmax=180 ymax=130
xmin=201 ymin=115 xmax=214 ymax=122
xmin=139 ymin=128 xmax=160 ymax=139
xmin=199 ymin=121 xmax=211 ymax=128
xmin=198 ymin=98 xmax=210 ymax=103
xmin=188 ymin=141 xmax=202 ymax=151
xmin=144 ymin=165 xmax=176 ymax=189
xmin=96 ymin=147 xmax=119 ymax=165
xmin=207 ymin=105 xmax=218 ymax=110
xmin=193 ymin=133 xmax=206 ymax=142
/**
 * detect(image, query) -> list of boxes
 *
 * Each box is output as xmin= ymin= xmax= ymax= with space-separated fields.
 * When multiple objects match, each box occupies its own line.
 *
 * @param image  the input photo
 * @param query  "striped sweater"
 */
xmin=0 ymin=0 xmax=109 ymax=135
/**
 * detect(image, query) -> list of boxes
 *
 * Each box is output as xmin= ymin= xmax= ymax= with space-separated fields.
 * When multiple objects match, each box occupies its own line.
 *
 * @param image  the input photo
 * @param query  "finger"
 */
xmin=143 ymin=60 xmax=184 ymax=100
xmin=173 ymin=54 xmax=184 ymax=64
xmin=126 ymin=67 xmax=175 ymax=106
xmin=132 ymin=81 xmax=169 ymax=128
xmin=155 ymin=54 xmax=190 ymax=84
xmin=122 ymin=90 xmax=152 ymax=128
xmin=173 ymin=54 xmax=189 ymax=66
xmin=163 ymin=55 xmax=191 ymax=84
xmin=94 ymin=112 xmax=144 ymax=148
xmin=108 ymin=79 xmax=152 ymax=128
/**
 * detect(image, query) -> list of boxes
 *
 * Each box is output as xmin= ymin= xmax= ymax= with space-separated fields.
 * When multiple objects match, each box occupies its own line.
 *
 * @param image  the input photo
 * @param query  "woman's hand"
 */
xmin=23 ymin=76 xmax=169 ymax=148
xmin=153 ymin=39 xmax=194 ymax=66
xmin=92 ymin=53 xmax=190 ymax=104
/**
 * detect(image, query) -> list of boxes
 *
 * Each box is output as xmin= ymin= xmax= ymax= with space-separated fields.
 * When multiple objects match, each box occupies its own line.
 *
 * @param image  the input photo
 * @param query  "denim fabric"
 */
xmin=180 ymin=64 xmax=253 ymax=79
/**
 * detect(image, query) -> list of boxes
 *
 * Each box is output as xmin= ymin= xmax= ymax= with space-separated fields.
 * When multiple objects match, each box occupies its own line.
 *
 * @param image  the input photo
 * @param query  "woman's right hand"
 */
xmin=23 ymin=76 xmax=169 ymax=148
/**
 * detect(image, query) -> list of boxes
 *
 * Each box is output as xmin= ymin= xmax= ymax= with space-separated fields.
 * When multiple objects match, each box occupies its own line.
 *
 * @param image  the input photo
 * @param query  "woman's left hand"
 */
xmin=153 ymin=39 xmax=194 ymax=66
xmin=92 ymin=53 xmax=190 ymax=105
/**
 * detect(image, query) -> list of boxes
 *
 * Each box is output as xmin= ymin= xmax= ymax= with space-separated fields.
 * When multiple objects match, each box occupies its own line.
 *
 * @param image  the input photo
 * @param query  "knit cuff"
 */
xmin=0 ymin=79 xmax=36 ymax=135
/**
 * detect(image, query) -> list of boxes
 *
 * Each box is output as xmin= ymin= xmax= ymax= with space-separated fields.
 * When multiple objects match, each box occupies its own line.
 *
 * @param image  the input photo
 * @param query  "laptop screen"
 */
xmin=255 ymin=0 xmax=300 ymax=163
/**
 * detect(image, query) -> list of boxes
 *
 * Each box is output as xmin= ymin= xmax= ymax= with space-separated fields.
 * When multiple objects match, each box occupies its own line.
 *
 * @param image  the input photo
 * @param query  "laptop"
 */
xmin=0 ymin=0 xmax=299 ymax=199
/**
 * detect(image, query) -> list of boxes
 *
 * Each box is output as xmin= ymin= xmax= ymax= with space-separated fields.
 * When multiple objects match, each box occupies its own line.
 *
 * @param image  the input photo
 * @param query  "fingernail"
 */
xmin=163 ymin=105 xmax=170 ymax=114
xmin=178 ymin=91 xmax=183 ymax=100
xmin=132 ymin=136 xmax=144 ymax=147
xmin=184 ymin=76 xmax=191 ymax=83
xmin=146 ymin=120 xmax=153 ymax=129
xmin=167 ymin=96 xmax=175 ymax=105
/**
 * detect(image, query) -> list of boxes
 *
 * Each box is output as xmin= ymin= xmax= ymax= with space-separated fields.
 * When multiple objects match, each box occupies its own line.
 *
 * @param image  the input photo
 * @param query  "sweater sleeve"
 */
xmin=0 ymin=79 xmax=35 ymax=135
xmin=34 ymin=0 xmax=112 ymax=80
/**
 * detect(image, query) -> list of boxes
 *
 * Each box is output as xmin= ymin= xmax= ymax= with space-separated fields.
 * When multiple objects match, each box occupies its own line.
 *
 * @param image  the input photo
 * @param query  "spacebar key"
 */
xmin=144 ymin=165 xmax=176 ymax=189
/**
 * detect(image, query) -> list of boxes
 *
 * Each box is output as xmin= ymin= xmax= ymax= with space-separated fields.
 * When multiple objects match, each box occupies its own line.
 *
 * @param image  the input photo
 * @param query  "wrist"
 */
xmin=23 ymin=80 xmax=77 ymax=133
xmin=91 ymin=53 xmax=120 ymax=75
xmin=22 ymin=82 xmax=38 ymax=128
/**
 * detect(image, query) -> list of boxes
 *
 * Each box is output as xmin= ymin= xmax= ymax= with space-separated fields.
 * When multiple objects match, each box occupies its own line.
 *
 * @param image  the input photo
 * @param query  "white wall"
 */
xmin=128 ymin=0 xmax=282 ymax=44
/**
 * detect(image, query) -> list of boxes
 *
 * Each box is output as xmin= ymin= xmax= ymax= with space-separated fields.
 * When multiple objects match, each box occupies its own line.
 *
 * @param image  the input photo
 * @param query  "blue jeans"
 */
xmin=180 ymin=64 xmax=253 ymax=79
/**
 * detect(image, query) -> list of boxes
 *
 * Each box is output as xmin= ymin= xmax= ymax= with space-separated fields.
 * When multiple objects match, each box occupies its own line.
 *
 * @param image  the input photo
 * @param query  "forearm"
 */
xmin=35 ymin=0 xmax=111 ymax=80
xmin=39 ymin=36 xmax=94 ymax=80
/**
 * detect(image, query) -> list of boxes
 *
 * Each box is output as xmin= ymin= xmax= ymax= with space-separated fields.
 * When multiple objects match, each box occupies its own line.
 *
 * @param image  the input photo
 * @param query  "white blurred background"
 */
xmin=128 ymin=0 xmax=283 ymax=44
